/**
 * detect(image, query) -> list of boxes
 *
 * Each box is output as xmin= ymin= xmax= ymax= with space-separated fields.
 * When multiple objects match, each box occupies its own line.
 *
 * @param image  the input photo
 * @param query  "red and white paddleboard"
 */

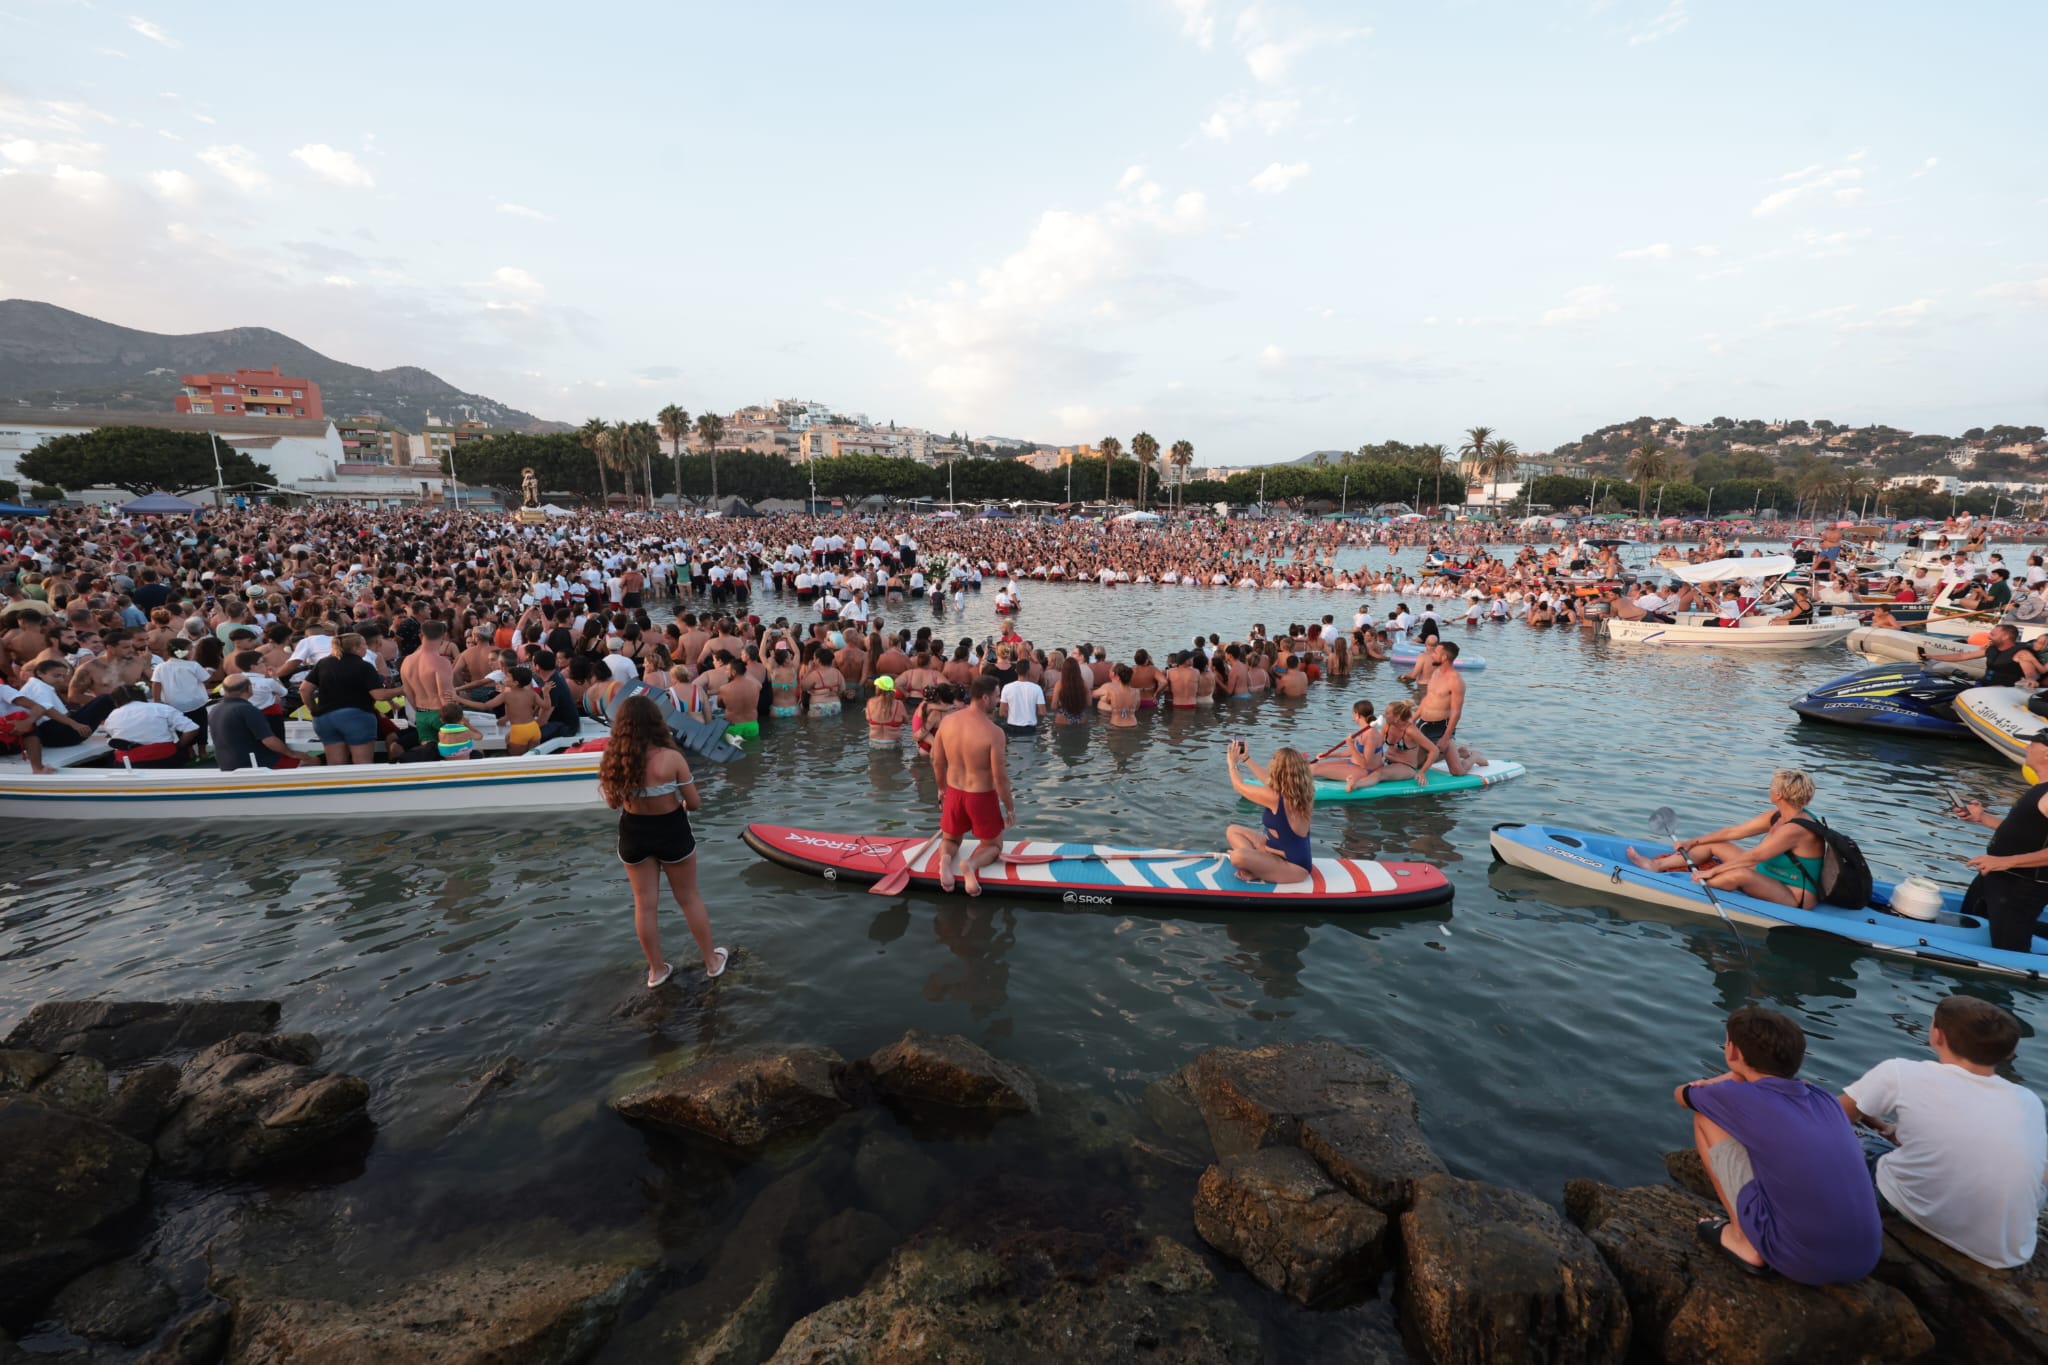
xmin=740 ymin=823 xmax=1452 ymax=913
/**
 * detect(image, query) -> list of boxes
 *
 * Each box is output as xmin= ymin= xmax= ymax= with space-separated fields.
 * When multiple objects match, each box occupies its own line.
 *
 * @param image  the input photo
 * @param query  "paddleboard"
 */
xmin=1490 ymin=821 xmax=2048 ymax=981
xmin=1304 ymin=759 xmax=1526 ymax=802
xmin=740 ymin=823 xmax=1452 ymax=912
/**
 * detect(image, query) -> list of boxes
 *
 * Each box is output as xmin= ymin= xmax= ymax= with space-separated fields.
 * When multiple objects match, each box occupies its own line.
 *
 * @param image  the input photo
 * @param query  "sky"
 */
xmin=1 ymin=0 xmax=2043 ymax=463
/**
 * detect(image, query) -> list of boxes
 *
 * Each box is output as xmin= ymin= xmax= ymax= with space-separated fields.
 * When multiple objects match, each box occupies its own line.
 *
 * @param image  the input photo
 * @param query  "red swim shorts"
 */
xmin=941 ymin=786 xmax=1005 ymax=841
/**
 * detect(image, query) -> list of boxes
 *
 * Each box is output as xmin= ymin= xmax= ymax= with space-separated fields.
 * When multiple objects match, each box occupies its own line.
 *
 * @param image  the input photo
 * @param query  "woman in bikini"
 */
xmin=1129 ymin=649 xmax=1162 ymax=709
xmin=800 ymin=642 xmax=846 ymax=717
xmin=1343 ymin=700 xmax=1440 ymax=789
xmin=1092 ymin=662 xmax=1141 ymax=729
xmin=1625 ymin=769 xmax=1827 ymax=908
xmin=911 ymin=682 xmax=959 ymax=757
xmin=1052 ymin=657 xmax=1092 ymax=725
xmin=1312 ymin=698 xmax=1385 ymax=791
xmin=865 ymin=676 xmax=907 ymax=747
xmin=1223 ymin=742 xmax=1316 ymax=885
xmin=598 ymin=695 xmax=727 ymax=989
xmin=766 ymin=644 xmax=802 ymax=719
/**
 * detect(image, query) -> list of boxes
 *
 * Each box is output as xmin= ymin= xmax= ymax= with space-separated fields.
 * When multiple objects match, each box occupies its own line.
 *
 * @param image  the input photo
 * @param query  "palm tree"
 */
xmin=1098 ymin=435 xmax=1123 ymax=505
xmin=579 ymin=416 xmax=609 ymax=506
xmin=1131 ymin=431 xmax=1159 ymax=508
xmin=1478 ymin=437 xmax=1520 ymax=511
xmin=1170 ymin=439 xmax=1194 ymax=512
xmin=657 ymin=404 xmax=689 ymax=504
xmin=628 ymin=419 xmax=659 ymax=508
xmin=1422 ymin=441 xmax=1452 ymax=512
xmin=1626 ymin=439 xmax=1676 ymax=517
xmin=591 ymin=425 xmax=617 ymax=508
xmin=1456 ymin=425 xmax=1495 ymax=490
xmin=694 ymin=412 xmax=726 ymax=502
xmin=1796 ymin=461 xmax=1842 ymax=520
xmin=1311 ymin=451 xmax=1329 ymax=469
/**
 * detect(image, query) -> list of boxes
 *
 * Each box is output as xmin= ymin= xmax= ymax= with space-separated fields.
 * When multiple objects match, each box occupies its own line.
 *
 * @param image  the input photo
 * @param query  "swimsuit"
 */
xmin=618 ymin=803 xmax=696 ymax=865
xmin=726 ymin=720 xmax=759 ymax=740
xmin=1260 ymin=805 xmax=1314 ymax=871
xmin=941 ymin=786 xmax=1004 ymax=840
xmin=507 ymin=721 xmax=541 ymax=749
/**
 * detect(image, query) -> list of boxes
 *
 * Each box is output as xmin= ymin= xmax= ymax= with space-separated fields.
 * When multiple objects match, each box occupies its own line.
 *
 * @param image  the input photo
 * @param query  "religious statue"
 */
xmin=520 ymin=467 xmax=540 ymax=508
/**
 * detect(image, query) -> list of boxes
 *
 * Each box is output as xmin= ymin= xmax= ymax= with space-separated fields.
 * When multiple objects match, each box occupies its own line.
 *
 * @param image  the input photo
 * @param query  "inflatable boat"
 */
xmin=1953 ymin=687 xmax=2044 ymax=766
xmin=1489 ymin=821 xmax=2048 ymax=980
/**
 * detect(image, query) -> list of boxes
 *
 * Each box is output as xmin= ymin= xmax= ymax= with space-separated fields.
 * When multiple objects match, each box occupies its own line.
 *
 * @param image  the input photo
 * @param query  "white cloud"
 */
xmin=197 ymin=144 xmax=266 ymax=193
xmin=1909 ymin=156 xmax=1939 ymax=179
xmin=0 ymin=138 xmax=104 ymax=167
xmin=0 ymin=96 xmax=115 ymax=136
xmin=127 ymin=16 xmax=177 ymax=47
xmin=1231 ymin=5 xmax=1368 ymax=84
xmin=191 ymin=113 xmax=216 ymax=126
xmin=147 ymin=168 xmax=195 ymax=202
xmin=1259 ymin=342 xmax=1287 ymax=370
xmin=1841 ymin=298 xmax=1933 ymax=333
xmin=1981 ymin=278 xmax=2048 ymax=309
xmin=1753 ymin=157 xmax=1863 ymax=217
xmin=1198 ymin=91 xmax=1301 ymax=140
xmin=480 ymin=266 xmax=546 ymax=313
xmin=879 ymin=169 xmax=1211 ymax=419
xmin=1626 ymin=0 xmax=1688 ymax=46
xmin=1617 ymin=242 xmax=1673 ymax=260
xmin=323 ymin=274 xmax=357 ymax=289
xmin=496 ymin=202 xmax=553 ymax=221
xmin=1540 ymin=284 xmax=1619 ymax=326
xmin=1248 ymin=161 xmax=1310 ymax=194
xmin=1691 ymin=244 xmax=1720 ymax=257
xmin=1797 ymin=227 xmax=1869 ymax=257
xmin=290 ymin=143 xmax=374 ymax=188
xmin=1169 ymin=0 xmax=1215 ymax=49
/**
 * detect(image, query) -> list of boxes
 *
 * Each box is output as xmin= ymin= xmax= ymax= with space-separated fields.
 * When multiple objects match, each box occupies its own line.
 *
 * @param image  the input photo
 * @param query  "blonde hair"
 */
xmin=1384 ymin=700 xmax=1414 ymax=724
xmin=1771 ymin=768 xmax=1815 ymax=807
xmin=1268 ymin=748 xmax=1316 ymax=820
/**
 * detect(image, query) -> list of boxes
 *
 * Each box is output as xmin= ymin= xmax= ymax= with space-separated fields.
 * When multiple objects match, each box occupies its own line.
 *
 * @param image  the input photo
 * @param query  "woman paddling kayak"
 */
xmin=1624 ymin=768 xmax=1827 ymax=909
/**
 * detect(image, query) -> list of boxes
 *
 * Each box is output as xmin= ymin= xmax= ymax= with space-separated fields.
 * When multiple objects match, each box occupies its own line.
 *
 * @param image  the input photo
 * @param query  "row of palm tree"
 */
xmin=577 ymin=407 xmax=734 ymax=506
xmin=1097 ymin=433 xmax=1198 ymax=509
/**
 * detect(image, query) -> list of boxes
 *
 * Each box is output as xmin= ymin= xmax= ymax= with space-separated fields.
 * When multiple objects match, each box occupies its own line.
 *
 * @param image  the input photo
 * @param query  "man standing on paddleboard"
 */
xmin=930 ymin=676 xmax=1013 ymax=898
xmin=1414 ymin=640 xmax=1485 ymax=776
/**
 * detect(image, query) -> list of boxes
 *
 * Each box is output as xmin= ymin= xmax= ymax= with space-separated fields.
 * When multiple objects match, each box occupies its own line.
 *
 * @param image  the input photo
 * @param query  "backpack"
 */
xmin=1790 ymin=816 xmax=1873 ymax=909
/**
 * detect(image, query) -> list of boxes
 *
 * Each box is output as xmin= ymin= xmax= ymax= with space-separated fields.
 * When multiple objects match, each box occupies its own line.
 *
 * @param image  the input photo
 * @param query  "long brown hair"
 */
xmin=1055 ymin=657 xmax=1090 ymax=715
xmin=598 ymin=694 xmax=677 ymax=806
xmin=1268 ymin=748 xmax=1315 ymax=820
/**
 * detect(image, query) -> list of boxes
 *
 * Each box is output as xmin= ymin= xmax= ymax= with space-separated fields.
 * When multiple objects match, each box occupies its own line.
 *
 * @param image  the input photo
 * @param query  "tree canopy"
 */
xmin=18 ymin=426 xmax=276 ymax=496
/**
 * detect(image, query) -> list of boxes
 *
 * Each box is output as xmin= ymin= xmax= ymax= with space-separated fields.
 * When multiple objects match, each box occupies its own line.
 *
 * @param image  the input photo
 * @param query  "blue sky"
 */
xmin=2 ymin=0 xmax=2042 ymax=461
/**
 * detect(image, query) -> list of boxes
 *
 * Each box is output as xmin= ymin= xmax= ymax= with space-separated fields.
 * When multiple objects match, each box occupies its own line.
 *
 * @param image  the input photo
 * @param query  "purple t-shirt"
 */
xmin=1688 ymin=1075 xmax=1882 ymax=1284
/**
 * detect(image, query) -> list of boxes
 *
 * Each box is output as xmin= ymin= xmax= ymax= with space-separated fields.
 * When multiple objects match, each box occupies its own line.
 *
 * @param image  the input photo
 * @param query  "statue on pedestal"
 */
xmin=521 ymin=467 xmax=541 ymax=508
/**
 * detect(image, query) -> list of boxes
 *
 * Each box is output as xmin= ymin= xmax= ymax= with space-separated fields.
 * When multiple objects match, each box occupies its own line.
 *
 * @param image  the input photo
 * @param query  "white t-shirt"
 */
xmin=152 ymin=657 xmax=212 ymax=712
xmin=602 ymin=654 xmax=640 ymax=683
xmin=288 ymin=634 xmax=334 ymax=666
xmin=104 ymin=700 xmax=197 ymax=745
xmin=1845 ymin=1057 xmax=2047 ymax=1268
xmin=998 ymin=679 xmax=1045 ymax=726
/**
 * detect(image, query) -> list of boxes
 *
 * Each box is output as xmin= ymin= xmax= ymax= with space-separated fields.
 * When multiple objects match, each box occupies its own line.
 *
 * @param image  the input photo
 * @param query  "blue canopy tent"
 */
xmin=0 ymin=503 xmax=49 ymax=517
xmin=973 ymin=506 xmax=1015 ymax=519
xmin=117 ymin=492 xmax=203 ymax=515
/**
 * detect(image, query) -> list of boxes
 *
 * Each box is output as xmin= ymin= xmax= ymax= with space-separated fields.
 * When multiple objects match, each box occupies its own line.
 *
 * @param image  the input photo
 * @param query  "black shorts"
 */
xmin=1418 ymin=719 xmax=1449 ymax=744
xmin=618 ymin=808 xmax=697 ymax=866
xmin=1962 ymin=873 xmax=2048 ymax=952
xmin=622 ymin=592 xmax=642 ymax=609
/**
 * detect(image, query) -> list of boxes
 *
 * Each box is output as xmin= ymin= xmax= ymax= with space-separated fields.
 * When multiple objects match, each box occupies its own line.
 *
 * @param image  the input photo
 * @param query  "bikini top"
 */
xmin=636 ymin=778 xmax=681 ymax=799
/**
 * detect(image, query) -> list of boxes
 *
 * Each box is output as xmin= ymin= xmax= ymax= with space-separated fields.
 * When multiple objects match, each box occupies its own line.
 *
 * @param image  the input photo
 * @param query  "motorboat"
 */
xmin=1601 ymin=555 xmax=1862 ymax=649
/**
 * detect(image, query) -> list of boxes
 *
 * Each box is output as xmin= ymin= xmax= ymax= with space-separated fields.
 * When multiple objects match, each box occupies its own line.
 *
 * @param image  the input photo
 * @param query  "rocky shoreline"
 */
xmin=4 ymin=1003 xmax=2043 ymax=1363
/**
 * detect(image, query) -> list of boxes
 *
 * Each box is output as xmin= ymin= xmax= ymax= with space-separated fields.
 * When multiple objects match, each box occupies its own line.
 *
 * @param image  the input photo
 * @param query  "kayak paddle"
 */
xmin=1648 ymin=806 xmax=1726 ymax=911
xmin=869 ymin=833 xmax=940 ymax=896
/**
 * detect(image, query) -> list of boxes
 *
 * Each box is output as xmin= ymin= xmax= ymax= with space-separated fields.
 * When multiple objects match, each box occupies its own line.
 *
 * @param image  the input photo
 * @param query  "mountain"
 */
xmin=0 ymin=300 xmax=568 ymax=434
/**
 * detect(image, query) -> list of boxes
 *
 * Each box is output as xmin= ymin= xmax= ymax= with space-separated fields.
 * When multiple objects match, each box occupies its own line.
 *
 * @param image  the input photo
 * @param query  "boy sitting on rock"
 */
xmin=1674 ymin=1005 xmax=1882 ymax=1281
xmin=1840 ymin=995 xmax=2047 ymax=1269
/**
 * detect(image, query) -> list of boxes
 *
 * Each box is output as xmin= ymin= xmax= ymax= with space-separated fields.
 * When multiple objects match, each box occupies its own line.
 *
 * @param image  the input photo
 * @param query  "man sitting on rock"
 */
xmin=1674 ymin=1005 xmax=1882 ymax=1281
xmin=1839 ymin=995 xmax=2047 ymax=1269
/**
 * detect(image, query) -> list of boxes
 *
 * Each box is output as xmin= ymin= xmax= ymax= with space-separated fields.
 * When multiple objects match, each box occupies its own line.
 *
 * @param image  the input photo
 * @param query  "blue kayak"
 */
xmin=1488 ymin=821 xmax=2048 ymax=980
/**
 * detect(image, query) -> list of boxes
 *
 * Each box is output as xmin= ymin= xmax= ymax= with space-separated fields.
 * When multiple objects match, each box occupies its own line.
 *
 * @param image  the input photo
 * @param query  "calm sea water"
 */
xmin=4 ymin=541 xmax=2039 ymax=1351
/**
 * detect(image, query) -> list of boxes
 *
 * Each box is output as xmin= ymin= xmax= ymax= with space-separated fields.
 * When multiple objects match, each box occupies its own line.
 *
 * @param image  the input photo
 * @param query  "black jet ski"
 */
xmin=1789 ymin=662 xmax=1972 ymax=738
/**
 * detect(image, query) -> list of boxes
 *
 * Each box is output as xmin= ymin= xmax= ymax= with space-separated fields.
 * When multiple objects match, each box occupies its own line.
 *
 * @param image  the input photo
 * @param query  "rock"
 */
xmin=102 ymin=1064 xmax=182 ymax=1141
xmin=851 ymin=1125 xmax=945 ymax=1230
xmin=32 ymin=1055 xmax=109 ymax=1115
xmin=140 ymin=1302 xmax=231 ymax=1365
xmin=1877 ymin=1216 xmax=2048 ymax=1363
xmin=3 ymin=1000 xmax=281 ymax=1066
xmin=153 ymin=1033 xmax=370 ymax=1178
xmin=0 ymin=1097 xmax=151 ymax=1326
xmin=1193 ymin=1147 xmax=1388 ymax=1306
xmin=865 ymin=1029 xmax=1039 ymax=1114
xmin=766 ymin=1235 xmax=1260 ymax=1364
xmin=211 ymin=1226 xmax=656 ymax=1364
xmin=1398 ymin=1174 xmax=1629 ymax=1365
xmin=51 ymin=1258 xmax=177 ymax=1345
xmin=0 ymin=1241 xmax=118 ymax=1333
xmin=685 ymin=1266 xmax=791 ymax=1365
xmin=1179 ymin=1041 xmax=1444 ymax=1211
xmin=0 ymin=1050 xmax=61 ymax=1091
xmin=1137 ymin=1071 xmax=1216 ymax=1169
xmin=612 ymin=1045 xmax=850 ymax=1148
xmin=1663 ymin=1147 xmax=1717 ymax=1202
xmin=806 ymin=1208 xmax=898 ymax=1298
xmin=1565 ymin=1178 xmax=1935 ymax=1365
xmin=454 ymin=1056 xmax=524 ymax=1124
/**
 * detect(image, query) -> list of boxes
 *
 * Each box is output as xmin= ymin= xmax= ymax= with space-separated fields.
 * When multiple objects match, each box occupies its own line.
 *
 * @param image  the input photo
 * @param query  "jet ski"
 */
xmin=1788 ymin=661 xmax=1973 ymax=738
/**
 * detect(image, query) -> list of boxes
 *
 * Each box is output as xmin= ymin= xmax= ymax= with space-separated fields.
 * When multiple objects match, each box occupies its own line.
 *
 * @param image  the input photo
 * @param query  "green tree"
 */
xmin=1625 ymin=439 xmax=1675 ymax=515
xmin=1169 ymin=439 xmax=1194 ymax=511
xmin=1457 ymin=425 xmax=1494 ymax=488
xmin=578 ymin=417 xmax=610 ymax=506
xmin=18 ymin=426 xmax=274 ymax=496
xmin=694 ymin=412 xmax=726 ymax=501
xmin=1098 ymin=435 xmax=1123 ymax=504
xmin=657 ymin=404 xmax=690 ymax=502
xmin=1478 ymin=437 xmax=1520 ymax=510
xmin=1131 ymin=431 xmax=1159 ymax=507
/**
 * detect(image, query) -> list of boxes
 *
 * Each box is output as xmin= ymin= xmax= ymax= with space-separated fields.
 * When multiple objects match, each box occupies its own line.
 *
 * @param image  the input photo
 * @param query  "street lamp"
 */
xmin=1341 ymin=473 xmax=1348 ymax=516
xmin=206 ymin=430 xmax=225 ymax=507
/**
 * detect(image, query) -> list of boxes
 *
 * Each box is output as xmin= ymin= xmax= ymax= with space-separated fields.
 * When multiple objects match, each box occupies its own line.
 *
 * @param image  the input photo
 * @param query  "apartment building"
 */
xmin=175 ymin=367 xmax=324 ymax=421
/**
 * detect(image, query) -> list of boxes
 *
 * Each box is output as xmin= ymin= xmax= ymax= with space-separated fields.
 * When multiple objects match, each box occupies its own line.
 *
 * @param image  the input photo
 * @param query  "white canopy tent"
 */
xmin=1669 ymin=555 xmax=1797 ymax=584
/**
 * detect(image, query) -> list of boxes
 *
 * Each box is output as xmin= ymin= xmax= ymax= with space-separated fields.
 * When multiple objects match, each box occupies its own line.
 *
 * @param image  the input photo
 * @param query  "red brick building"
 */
xmin=176 ymin=366 xmax=324 ymax=421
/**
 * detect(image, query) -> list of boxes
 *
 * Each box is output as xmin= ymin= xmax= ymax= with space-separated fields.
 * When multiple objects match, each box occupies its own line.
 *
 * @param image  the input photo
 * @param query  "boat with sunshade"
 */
xmin=1601 ymin=556 xmax=1862 ymax=649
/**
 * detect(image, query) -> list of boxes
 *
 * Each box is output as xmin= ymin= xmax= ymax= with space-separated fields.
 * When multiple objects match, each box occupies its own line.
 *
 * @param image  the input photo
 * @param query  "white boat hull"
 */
xmin=1954 ymin=687 xmax=2039 ymax=767
xmin=0 ymin=751 xmax=604 ymax=823
xmin=1603 ymin=616 xmax=1861 ymax=650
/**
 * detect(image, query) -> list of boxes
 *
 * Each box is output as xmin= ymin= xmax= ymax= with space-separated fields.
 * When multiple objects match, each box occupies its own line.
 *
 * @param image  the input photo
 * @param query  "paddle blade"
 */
xmin=1648 ymin=806 xmax=1681 ymax=840
xmin=868 ymin=864 xmax=913 ymax=896
xmin=1000 ymin=850 xmax=1062 ymax=865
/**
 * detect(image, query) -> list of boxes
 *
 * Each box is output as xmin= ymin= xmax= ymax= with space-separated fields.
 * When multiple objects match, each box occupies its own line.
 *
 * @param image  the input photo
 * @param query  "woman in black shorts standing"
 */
xmin=598 ymin=695 xmax=728 ymax=987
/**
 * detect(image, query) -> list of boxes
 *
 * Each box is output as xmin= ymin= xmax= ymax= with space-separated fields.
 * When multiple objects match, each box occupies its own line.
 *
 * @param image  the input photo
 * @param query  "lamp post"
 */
xmin=1341 ymin=473 xmax=1348 ymax=517
xmin=1705 ymin=486 xmax=1713 ymax=520
xmin=206 ymin=430 xmax=225 ymax=508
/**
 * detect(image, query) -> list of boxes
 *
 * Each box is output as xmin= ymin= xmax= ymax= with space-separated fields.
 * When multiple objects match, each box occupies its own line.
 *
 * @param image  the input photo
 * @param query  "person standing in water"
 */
xmin=598 ymin=694 xmax=728 ymax=988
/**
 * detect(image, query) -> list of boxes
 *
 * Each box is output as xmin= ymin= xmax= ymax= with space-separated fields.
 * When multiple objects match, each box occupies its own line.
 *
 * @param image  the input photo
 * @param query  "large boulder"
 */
xmin=50 ymin=1258 xmax=177 ymax=1345
xmin=1179 ymin=1041 xmax=1444 ymax=1211
xmin=865 ymin=1029 xmax=1039 ymax=1114
xmin=851 ymin=1124 xmax=945 ymax=1230
xmin=0 ymin=1096 xmax=152 ymax=1326
xmin=4 ymin=1000 xmax=281 ymax=1065
xmin=210 ymin=1223 xmax=657 ymax=1364
xmin=154 ymin=1033 xmax=371 ymax=1177
xmin=613 ymin=1045 xmax=850 ymax=1148
xmin=139 ymin=1302 xmax=231 ymax=1365
xmin=0 ymin=1050 xmax=62 ymax=1092
xmin=767 ymin=1235 xmax=1259 ymax=1364
xmin=1565 ymin=1178 xmax=1935 ymax=1365
xmin=1877 ymin=1217 xmax=2048 ymax=1363
xmin=1399 ymin=1174 xmax=1629 ymax=1365
xmin=1193 ymin=1147 xmax=1388 ymax=1306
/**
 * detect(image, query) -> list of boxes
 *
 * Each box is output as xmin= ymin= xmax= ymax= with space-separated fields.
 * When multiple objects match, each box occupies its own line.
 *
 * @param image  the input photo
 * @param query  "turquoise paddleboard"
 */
xmin=1310 ymin=759 xmax=1525 ymax=802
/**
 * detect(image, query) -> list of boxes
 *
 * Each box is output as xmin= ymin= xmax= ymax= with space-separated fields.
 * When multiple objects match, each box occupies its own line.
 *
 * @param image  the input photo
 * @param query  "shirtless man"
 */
xmin=930 ymin=675 xmax=1013 ymax=897
xmin=676 ymin=614 xmax=710 ymax=674
xmin=1414 ymin=640 xmax=1485 ymax=775
xmin=400 ymin=620 xmax=460 ymax=745
xmin=1164 ymin=652 xmax=1202 ymax=708
xmin=717 ymin=655 xmax=763 ymax=740
xmin=696 ymin=618 xmax=744 ymax=671
xmin=454 ymin=627 xmax=497 ymax=688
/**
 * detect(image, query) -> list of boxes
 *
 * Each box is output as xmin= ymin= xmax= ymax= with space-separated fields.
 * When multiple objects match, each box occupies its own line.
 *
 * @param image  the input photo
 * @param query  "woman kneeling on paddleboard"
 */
xmin=599 ymin=695 xmax=729 ymax=988
xmin=1626 ymin=768 xmax=1826 ymax=909
xmin=1225 ymin=742 xmax=1316 ymax=885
